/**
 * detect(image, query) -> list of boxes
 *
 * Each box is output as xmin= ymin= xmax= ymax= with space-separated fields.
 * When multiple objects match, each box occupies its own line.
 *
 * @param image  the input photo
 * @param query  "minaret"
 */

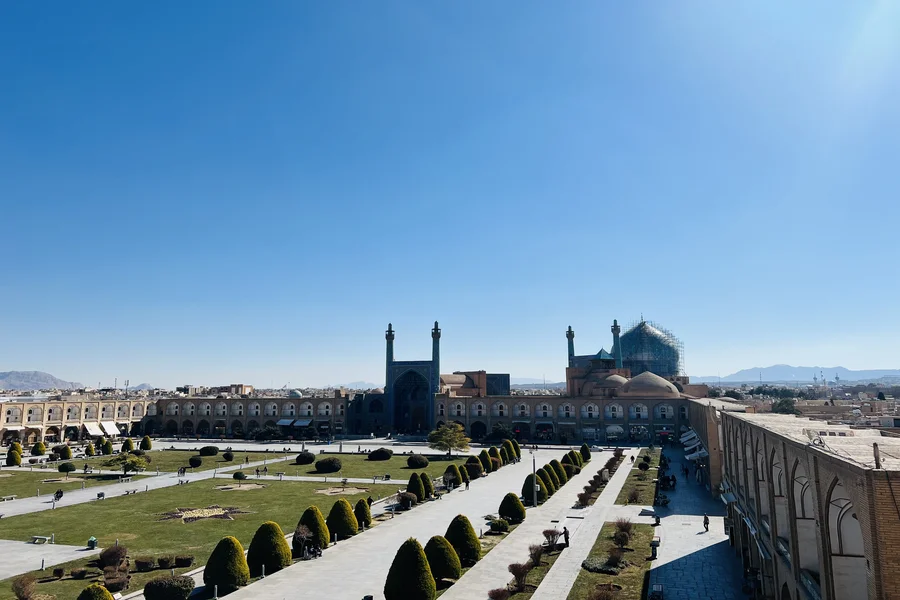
xmin=611 ymin=319 xmax=623 ymax=369
xmin=431 ymin=321 xmax=441 ymax=394
xmin=566 ymin=326 xmax=575 ymax=366
xmin=385 ymin=323 xmax=395 ymax=393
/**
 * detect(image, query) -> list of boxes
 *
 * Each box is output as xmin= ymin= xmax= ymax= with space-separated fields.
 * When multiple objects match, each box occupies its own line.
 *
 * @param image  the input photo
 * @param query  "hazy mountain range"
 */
xmin=0 ymin=371 xmax=83 ymax=391
xmin=694 ymin=365 xmax=900 ymax=383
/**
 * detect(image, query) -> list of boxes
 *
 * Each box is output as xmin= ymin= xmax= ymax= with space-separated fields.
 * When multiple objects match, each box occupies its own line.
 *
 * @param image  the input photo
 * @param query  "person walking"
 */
xmin=255 ymin=467 xmax=260 ymax=478
xmin=465 ymin=479 xmax=470 ymax=491
xmin=703 ymin=513 xmax=709 ymax=532
xmin=563 ymin=527 xmax=570 ymax=548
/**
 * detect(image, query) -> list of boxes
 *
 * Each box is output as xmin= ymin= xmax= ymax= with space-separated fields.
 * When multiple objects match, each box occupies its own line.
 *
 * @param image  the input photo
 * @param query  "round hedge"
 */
xmin=121 ymin=438 xmax=134 ymax=453
xmin=478 ymin=449 xmax=492 ymax=473
xmin=550 ymin=459 xmax=568 ymax=485
xmin=247 ymin=521 xmax=292 ymax=577
xmin=58 ymin=462 xmax=76 ymax=477
xmin=295 ymin=451 xmax=315 ymax=465
xmin=5 ymin=450 xmax=21 ymax=467
xmin=424 ymin=535 xmax=461 ymax=582
xmin=315 ymin=457 xmax=342 ymax=473
xmin=443 ymin=464 xmax=463 ymax=487
xmin=354 ymin=498 xmax=372 ymax=528
xmin=76 ymin=584 xmax=114 ymax=600
xmin=498 ymin=492 xmax=527 ymax=523
xmin=222 ymin=451 xmax=234 ymax=462
xmin=368 ymin=447 xmax=394 ymax=461
xmin=203 ymin=536 xmax=249 ymax=593
xmin=463 ymin=462 xmax=482 ymax=480
xmin=188 ymin=456 xmax=202 ymax=469
xmin=444 ymin=514 xmax=481 ymax=567
xmin=490 ymin=518 xmax=509 ymax=533
xmin=383 ymin=538 xmax=436 ymax=600
xmin=55 ymin=445 xmax=73 ymax=460
xmin=580 ymin=443 xmax=592 ymax=463
xmin=31 ymin=442 xmax=46 ymax=456
xmin=9 ymin=441 xmax=22 ymax=455
xmin=407 ymin=454 xmax=429 ymax=468
xmin=140 ymin=436 xmax=152 ymax=451
xmin=544 ymin=463 xmax=561 ymax=489
xmin=295 ymin=505 xmax=330 ymax=552
xmin=421 ymin=473 xmax=434 ymax=498
xmin=199 ymin=446 xmax=219 ymax=457
xmin=326 ymin=498 xmax=359 ymax=540
xmin=407 ymin=472 xmax=426 ymax=502
xmin=143 ymin=575 xmax=195 ymax=600
xmin=522 ymin=473 xmax=548 ymax=505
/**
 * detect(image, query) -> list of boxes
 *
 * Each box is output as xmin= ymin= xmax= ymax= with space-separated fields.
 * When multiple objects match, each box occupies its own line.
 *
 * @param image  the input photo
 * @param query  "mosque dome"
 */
xmin=617 ymin=371 xmax=680 ymax=398
xmin=614 ymin=320 xmax=683 ymax=378
xmin=288 ymin=389 xmax=303 ymax=398
xmin=597 ymin=374 xmax=628 ymax=388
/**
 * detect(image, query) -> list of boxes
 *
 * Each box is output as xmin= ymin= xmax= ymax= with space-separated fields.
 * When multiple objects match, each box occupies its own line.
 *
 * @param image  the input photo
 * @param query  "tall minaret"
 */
xmin=431 ymin=321 xmax=441 ymax=395
xmin=385 ymin=323 xmax=395 ymax=394
xmin=566 ymin=326 xmax=575 ymax=366
xmin=611 ymin=319 xmax=623 ymax=369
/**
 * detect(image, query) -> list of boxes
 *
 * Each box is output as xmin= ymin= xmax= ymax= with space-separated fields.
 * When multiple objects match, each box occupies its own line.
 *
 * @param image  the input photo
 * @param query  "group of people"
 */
xmin=255 ymin=466 xmax=269 ymax=477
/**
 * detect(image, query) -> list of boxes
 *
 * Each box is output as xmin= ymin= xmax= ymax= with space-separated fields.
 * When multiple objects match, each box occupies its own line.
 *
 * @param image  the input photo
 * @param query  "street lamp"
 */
xmin=530 ymin=448 xmax=537 ymax=508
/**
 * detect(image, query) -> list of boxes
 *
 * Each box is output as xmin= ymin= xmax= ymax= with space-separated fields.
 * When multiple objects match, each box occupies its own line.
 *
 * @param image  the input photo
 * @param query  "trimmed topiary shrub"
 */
xmin=571 ymin=450 xmax=584 ymax=468
xmin=368 ymin=447 xmax=393 ymax=461
xmin=175 ymin=555 xmax=194 ymax=568
xmin=421 ymin=473 xmax=434 ymax=498
xmin=9 ymin=441 xmax=23 ymax=455
xmin=463 ymin=462 xmax=482 ymax=480
xmin=536 ymin=467 xmax=556 ymax=495
xmin=295 ymin=451 xmax=315 ymax=465
xmin=31 ymin=442 xmax=46 ymax=456
xmin=407 ymin=472 xmax=426 ymax=502
xmin=121 ymin=438 xmax=134 ymax=453
xmin=563 ymin=463 xmax=577 ymax=479
xmin=490 ymin=457 xmax=501 ymax=472
xmin=479 ymin=449 xmax=492 ymax=472
xmin=522 ymin=473 xmax=548 ymax=505
xmin=544 ymin=464 xmax=561 ymax=489
xmin=490 ymin=518 xmax=509 ymax=533
xmin=489 ymin=446 xmax=502 ymax=466
xmin=140 ymin=436 xmax=152 ymax=451
xmin=295 ymin=505 xmax=330 ymax=553
xmin=143 ymin=575 xmax=195 ymax=600
xmin=54 ymin=445 xmax=73 ymax=460
xmin=550 ymin=459 xmax=568 ymax=485
xmin=76 ymin=583 xmax=114 ymax=600
xmin=203 ymin=536 xmax=250 ymax=593
xmin=444 ymin=514 xmax=481 ymax=567
xmin=99 ymin=545 xmax=127 ymax=568
xmin=102 ymin=440 xmax=113 ymax=456
xmin=85 ymin=443 xmax=95 ymax=457
xmin=459 ymin=464 xmax=471 ymax=483
xmin=499 ymin=492 xmax=527 ymax=523
xmin=326 ymin=498 xmax=359 ymax=539
xmin=158 ymin=555 xmax=175 ymax=569
xmin=6 ymin=450 xmax=21 ymax=467
xmin=315 ymin=457 xmax=342 ymax=473
xmin=71 ymin=568 xmax=88 ymax=579
xmin=399 ymin=491 xmax=418 ymax=509
xmin=580 ymin=443 xmax=592 ymax=463
xmin=383 ymin=538 xmax=436 ymax=600
xmin=247 ymin=521 xmax=292 ymax=577
xmin=407 ymin=454 xmax=429 ymax=468
xmin=354 ymin=498 xmax=372 ymax=528
xmin=502 ymin=439 xmax=517 ymax=462
xmin=499 ymin=447 xmax=510 ymax=465
xmin=134 ymin=556 xmax=155 ymax=572
xmin=233 ymin=471 xmax=247 ymax=482
xmin=511 ymin=439 xmax=521 ymax=459
xmin=188 ymin=456 xmax=202 ymax=468
xmin=12 ymin=574 xmax=36 ymax=600
xmin=58 ymin=462 xmax=76 ymax=479
xmin=443 ymin=463 xmax=463 ymax=487
xmin=424 ymin=535 xmax=461 ymax=582
xmin=199 ymin=446 xmax=219 ymax=456
xmin=222 ymin=451 xmax=234 ymax=462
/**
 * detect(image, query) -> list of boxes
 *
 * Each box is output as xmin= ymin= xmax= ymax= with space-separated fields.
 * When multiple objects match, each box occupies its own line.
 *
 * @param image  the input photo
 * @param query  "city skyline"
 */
xmin=2 ymin=3 xmax=898 ymax=389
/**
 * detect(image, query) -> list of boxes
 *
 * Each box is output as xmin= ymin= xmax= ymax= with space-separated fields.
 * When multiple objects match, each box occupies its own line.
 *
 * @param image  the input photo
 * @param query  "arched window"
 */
xmin=117 ymin=404 xmax=128 ymax=418
xmin=438 ymin=403 xmax=445 ymax=417
xmin=231 ymin=402 xmax=244 ymax=416
xmin=679 ymin=405 xmax=688 ymax=420
xmin=302 ymin=402 xmax=313 ymax=416
xmin=606 ymin=403 xmax=622 ymax=419
xmin=67 ymin=406 xmax=78 ymax=420
xmin=101 ymin=404 xmax=114 ymax=418
xmin=26 ymin=407 xmax=42 ymax=422
xmin=215 ymin=402 xmax=227 ymax=416
xmin=5 ymin=407 xmax=21 ymax=423
xmin=540 ymin=404 xmax=550 ymax=418
xmin=282 ymin=403 xmax=296 ymax=417
xmin=472 ymin=403 xmax=484 ymax=417
xmin=200 ymin=402 xmax=211 ymax=416
xmin=793 ymin=461 xmax=814 ymax=519
xmin=84 ymin=405 xmax=97 ymax=419
xmin=656 ymin=404 xmax=674 ymax=419
xmin=582 ymin=403 xmax=598 ymax=419
xmin=264 ymin=402 xmax=278 ymax=416
xmin=146 ymin=404 xmax=157 ymax=417
xmin=166 ymin=403 xmax=179 ymax=416
xmin=772 ymin=453 xmax=785 ymax=497
xmin=183 ymin=402 xmax=195 ymax=416
xmin=455 ymin=403 xmax=464 ymax=417
xmin=828 ymin=480 xmax=864 ymax=557
xmin=249 ymin=403 xmax=260 ymax=417
xmin=498 ymin=403 xmax=506 ymax=417
xmin=630 ymin=404 xmax=647 ymax=420
xmin=318 ymin=402 xmax=332 ymax=416
xmin=339 ymin=403 xmax=344 ymax=416
xmin=132 ymin=404 xmax=144 ymax=417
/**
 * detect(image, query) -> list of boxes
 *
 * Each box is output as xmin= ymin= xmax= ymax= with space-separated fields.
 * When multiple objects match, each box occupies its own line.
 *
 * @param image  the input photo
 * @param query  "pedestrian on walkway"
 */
xmin=465 ymin=479 xmax=470 ymax=490
xmin=563 ymin=527 xmax=570 ymax=548
xmin=255 ymin=467 xmax=260 ymax=478
xmin=703 ymin=513 xmax=709 ymax=532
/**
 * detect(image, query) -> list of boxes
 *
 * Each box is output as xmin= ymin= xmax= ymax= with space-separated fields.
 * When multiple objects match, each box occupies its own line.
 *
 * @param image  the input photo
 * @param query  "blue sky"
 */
xmin=2 ymin=3 xmax=898 ymax=389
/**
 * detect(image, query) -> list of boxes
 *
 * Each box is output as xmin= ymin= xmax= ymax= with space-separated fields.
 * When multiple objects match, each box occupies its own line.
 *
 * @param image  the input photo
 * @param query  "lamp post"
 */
xmin=530 ymin=448 xmax=537 ymax=508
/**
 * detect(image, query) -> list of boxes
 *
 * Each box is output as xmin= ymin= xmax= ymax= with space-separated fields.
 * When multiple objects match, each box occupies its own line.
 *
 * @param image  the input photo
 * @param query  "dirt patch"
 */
xmin=215 ymin=484 xmax=266 ymax=491
xmin=315 ymin=486 xmax=369 ymax=496
xmin=0 ymin=474 xmax=11 ymax=478
xmin=41 ymin=477 xmax=84 ymax=484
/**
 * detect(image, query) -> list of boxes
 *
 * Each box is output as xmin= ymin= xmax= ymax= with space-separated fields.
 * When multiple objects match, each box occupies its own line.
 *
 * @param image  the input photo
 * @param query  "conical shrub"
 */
xmin=421 ymin=473 xmax=434 ymax=498
xmin=5 ymin=450 xmax=21 ymax=466
xmin=479 ymin=449 xmax=492 ymax=472
xmin=295 ymin=505 xmax=330 ymax=553
xmin=498 ymin=492 xmax=527 ymax=523
xmin=247 ymin=521 xmax=291 ymax=577
xmin=544 ymin=464 xmax=561 ymax=489
xmin=580 ymin=443 xmax=592 ymax=463
xmin=499 ymin=447 xmax=510 ymax=465
xmin=536 ymin=467 xmax=555 ymax=495
xmin=326 ymin=498 xmax=358 ymax=540
xmin=550 ymin=459 xmax=567 ymax=485
xmin=444 ymin=514 xmax=481 ymax=566
xmin=31 ymin=442 xmax=46 ymax=456
xmin=443 ymin=464 xmax=463 ymax=488
xmin=354 ymin=498 xmax=372 ymax=528
xmin=76 ymin=584 xmax=114 ymax=600
xmin=384 ymin=538 xmax=436 ymax=600
xmin=489 ymin=446 xmax=502 ymax=466
xmin=203 ymin=536 xmax=249 ymax=593
xmin=407 ymin=472 xmax=426 ymax=502
xmin=522 ymin=473 xmax=548 ymax=505
xmin=121 ymin=438 xmax=134 ymax=453
xmin=140 ymin=435 xmax=152 ymax=451
xmin=85 ymin=443 xmax=95 ymax=457
xmin=511 ymin=439 xmax=522 ymax=459
xmin=459 ymin=464 xmax=470 ymax=483
xmin=501 ymin=439 xmax=516 ymax=462
xmin=424 ymin=535 xmax=461 ymax=582
xmin=568 ymin=450 xmax=583 ymax=468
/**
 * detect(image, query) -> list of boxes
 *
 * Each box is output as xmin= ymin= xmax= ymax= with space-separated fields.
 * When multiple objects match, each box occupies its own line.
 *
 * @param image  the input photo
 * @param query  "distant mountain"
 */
xmin=694 ymin=365 xmax=900 ymax=384
xmin=129 ymin=383 xmax=154 ymax=391
xmin=0 ymin=371 xmax=83 ymax=391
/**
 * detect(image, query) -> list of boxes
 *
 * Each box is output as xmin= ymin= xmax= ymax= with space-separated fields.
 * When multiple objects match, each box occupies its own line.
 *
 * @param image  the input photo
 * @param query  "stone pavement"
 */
xmin=221 ymin=449 xmax=571 ymax=600
xmin=528 ymin=450 xmax=635 ymax=600
xmin=0 ymin=539 xmax=101 ymax=580
xmin=441 ymin=451 xmax=616 ymax=600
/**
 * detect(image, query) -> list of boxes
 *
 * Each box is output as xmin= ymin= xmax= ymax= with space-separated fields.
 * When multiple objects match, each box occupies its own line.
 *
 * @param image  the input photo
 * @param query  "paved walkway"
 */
xmin=0 ymin=539 xmax=101 ymax=580
xmin=441 ymin=452 xmax=615 ymax=599
xmin=529 ymin=451 xmax=635 ymax=600
xmin=219 ymin=449 xmax=569 ymax=600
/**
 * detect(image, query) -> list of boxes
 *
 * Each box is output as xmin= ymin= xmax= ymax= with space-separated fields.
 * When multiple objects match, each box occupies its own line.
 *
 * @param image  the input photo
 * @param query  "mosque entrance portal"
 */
xmin=394 ymin=370 xmax=430 ymax=434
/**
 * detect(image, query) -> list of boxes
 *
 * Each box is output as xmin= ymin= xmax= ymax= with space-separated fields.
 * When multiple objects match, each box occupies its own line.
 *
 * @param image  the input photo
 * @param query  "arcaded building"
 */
xmin=720 ymin=411 xmax=900 ymax=600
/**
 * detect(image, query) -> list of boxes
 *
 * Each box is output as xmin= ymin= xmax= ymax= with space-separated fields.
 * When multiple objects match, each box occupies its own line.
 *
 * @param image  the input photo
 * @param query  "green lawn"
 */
xmin=0 ymin=478 xmax=372 ymax=600
xmin=79 ymin=449 xmax=295 ymax=473
xmin=615 ymin=448 xmax=661 ymax=505
xmin=293 ymin=453 xmax=471 ymax=481
xmin=0 ymin=471 xmax=124 ymax=500
xmin=566 ymin=523 xmax=655 ymax=600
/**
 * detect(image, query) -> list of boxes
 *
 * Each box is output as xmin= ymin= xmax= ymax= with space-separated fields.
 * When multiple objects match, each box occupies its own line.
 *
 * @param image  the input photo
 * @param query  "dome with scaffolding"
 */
xmin=612 ymin=319 xmax=683 ymax=378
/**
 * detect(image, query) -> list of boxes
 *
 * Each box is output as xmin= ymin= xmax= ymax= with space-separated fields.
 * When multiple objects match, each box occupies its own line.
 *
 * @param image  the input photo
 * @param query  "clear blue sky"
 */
xmin=2 ymin=3 xmax=898 ymax=389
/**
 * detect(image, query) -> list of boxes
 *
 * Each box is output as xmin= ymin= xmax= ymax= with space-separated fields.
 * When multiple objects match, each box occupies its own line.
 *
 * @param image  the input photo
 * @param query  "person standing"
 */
xmin=563 ymin=527 xmax=570 ymax=548
xmin=465 ymin=479 xmax=470 ymax=491
xmin=703 ymin=513 xmax=709 ymax=532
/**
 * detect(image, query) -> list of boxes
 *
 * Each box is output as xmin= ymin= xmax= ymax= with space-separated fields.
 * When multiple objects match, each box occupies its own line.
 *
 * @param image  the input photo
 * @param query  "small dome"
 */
xmin=597 ymin=374 xmax=628 ymax=388
xmin=617 ymin=371 xmax=680 ymax=398
xmin=288 ymin=389 xmax=303 ymax=397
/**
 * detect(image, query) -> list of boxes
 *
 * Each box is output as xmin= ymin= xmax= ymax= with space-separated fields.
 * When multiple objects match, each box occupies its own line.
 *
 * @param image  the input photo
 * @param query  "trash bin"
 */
xmin=87 ymin=536 xmax=98 ymax=550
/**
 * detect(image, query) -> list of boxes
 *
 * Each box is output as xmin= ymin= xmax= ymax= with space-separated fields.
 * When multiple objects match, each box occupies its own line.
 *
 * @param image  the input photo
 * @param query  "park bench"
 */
xmin=124 ymin=489 xmax=139 ymax=495
xmin=1 ymin=495 xmax=17 ymax=502
xmin=373 ymin=474 xmax=391 ymax=481
xmin=178 ymin=479 xmax=188 ymax=485
xmin=96 ymin=493 xmax=106 ymax=500
xmin=83 ymin=466 xmax=93 ymax=474
xmin=119 ymin=476 xmax=133 ymax=484
xmin=31 ymin=535 xmax=52 ymax=544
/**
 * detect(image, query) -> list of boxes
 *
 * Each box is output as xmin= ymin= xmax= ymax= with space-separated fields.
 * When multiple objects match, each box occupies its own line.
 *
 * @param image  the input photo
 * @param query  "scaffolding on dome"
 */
xmin=617 ymin=319 xmax=684 ymax=378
